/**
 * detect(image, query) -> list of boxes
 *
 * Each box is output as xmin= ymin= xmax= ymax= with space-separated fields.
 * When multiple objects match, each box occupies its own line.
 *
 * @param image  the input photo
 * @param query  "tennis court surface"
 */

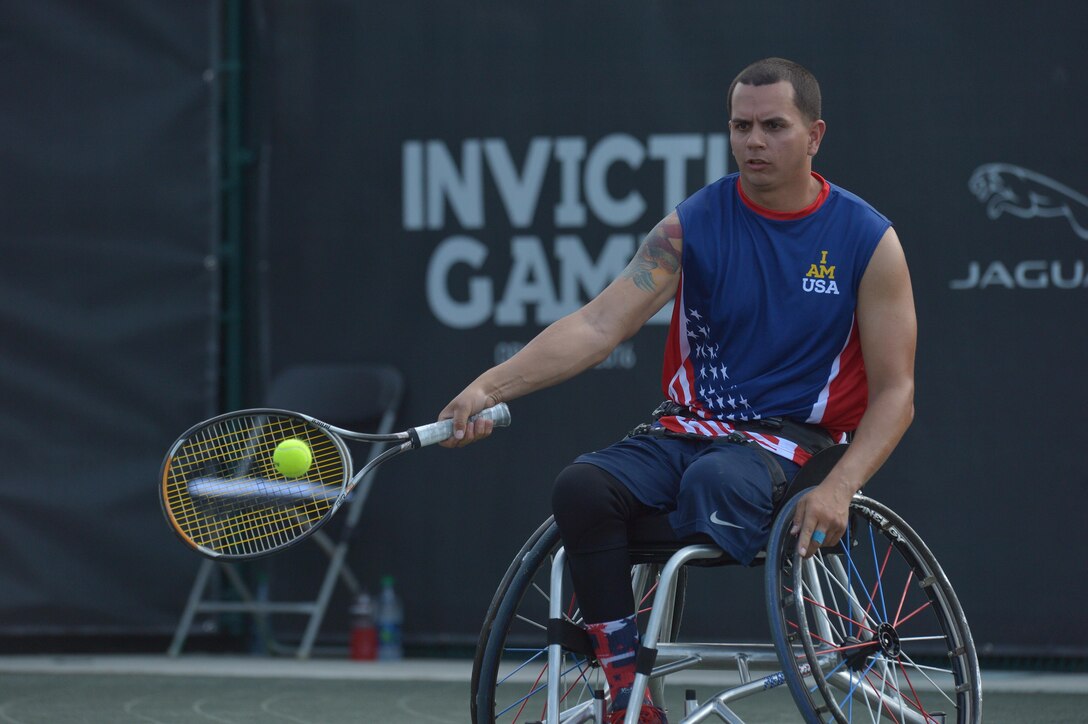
xmin=0 ymin=655 xmax=1085 ymax=723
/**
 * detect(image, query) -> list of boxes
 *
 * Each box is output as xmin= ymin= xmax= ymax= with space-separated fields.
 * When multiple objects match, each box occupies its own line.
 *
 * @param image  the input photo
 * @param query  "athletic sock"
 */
xmin=585 ymin=614 xmax=654 ymax=713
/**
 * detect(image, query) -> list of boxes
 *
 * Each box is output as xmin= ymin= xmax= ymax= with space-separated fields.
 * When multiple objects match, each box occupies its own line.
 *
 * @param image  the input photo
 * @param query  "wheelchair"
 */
xmin=470 ymin=445 xmax=982 ymax=723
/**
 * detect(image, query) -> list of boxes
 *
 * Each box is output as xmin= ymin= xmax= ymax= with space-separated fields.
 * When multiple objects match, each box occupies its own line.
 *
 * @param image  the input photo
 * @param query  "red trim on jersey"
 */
xmin=662 ymin=282 xmax=699 ymax=405
xmin=737 ymin=172 xmax=830 ymax=221
xmin=819 ymin=319 xmax=869 ymax=435
xmin=661 ymin=285 xmax=685 ymax=397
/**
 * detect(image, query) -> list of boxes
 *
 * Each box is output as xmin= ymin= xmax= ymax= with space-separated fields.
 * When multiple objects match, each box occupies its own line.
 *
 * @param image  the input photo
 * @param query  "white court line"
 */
xmin=0 ymin=655 xmax=1083 ymax=694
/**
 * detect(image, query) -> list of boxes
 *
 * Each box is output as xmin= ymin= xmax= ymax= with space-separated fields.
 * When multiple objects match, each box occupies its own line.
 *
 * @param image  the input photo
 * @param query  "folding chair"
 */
xmin=168 ymin=363 xmax=404 ymax=658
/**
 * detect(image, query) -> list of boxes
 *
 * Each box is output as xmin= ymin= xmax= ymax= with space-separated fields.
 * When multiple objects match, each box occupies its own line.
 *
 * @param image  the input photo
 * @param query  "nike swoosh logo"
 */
xmin=710 ymin=512 xmax=744 ymax=529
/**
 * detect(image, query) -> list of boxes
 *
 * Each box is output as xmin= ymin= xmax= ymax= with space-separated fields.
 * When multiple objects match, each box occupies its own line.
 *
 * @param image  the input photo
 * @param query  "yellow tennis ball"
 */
xmin=273 ymin=438 xmax=313 ymax=478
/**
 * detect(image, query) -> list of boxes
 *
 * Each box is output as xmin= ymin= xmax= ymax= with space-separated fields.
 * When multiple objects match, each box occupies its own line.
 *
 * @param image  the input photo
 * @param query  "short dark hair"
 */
xmin=727 ymin=57 xmax=822 ymax=123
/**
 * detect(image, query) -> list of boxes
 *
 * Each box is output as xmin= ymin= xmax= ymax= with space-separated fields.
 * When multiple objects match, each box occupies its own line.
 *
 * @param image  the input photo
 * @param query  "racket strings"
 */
xmin=163 ymin=414 xmax=348 ymax=556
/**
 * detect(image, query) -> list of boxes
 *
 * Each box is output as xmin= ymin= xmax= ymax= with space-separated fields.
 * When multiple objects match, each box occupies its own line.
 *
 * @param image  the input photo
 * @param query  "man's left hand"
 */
xmin=791 ymin=478 xmax=854 ymax=558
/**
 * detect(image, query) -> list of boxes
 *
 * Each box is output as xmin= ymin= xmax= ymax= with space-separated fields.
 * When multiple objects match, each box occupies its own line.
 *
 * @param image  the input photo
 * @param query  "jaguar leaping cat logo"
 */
xmin=968 ymin=163 xmax=1088 ymax=240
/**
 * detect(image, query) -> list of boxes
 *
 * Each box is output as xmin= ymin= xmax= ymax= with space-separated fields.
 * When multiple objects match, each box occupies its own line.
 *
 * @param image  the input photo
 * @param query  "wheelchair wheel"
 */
xmin=766 ymin=492 xmax=982 ymax=724
xmin=472 ymin=518 xmax=685 ymax=723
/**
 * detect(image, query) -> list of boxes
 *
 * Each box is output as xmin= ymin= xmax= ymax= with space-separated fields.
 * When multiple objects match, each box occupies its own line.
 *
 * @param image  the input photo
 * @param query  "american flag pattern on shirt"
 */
xmin=659 ymin=173 xmax=890 ymax=465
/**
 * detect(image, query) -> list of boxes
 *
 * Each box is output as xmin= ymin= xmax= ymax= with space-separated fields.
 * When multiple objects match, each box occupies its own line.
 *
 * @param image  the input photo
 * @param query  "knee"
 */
xmin=552 ymin=464 xmax=604 ymax=525
xmin=552 ymin=463 xmax=631 ymax=553
xmin=551 ymin=464 xmax=628 ymax=541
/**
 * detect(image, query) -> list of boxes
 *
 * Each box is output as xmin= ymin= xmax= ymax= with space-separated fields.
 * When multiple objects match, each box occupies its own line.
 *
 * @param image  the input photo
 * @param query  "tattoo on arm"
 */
xmin=621 ymin=217 xmax=682 ymax=292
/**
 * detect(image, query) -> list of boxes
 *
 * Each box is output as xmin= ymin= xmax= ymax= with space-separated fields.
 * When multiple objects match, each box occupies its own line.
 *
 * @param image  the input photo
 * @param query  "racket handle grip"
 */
xmin=412 ymin=403 xmax=512 ymax=448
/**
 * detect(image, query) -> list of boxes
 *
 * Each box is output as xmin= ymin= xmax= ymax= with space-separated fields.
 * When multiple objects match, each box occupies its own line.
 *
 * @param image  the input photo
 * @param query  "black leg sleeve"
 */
xmin=551 ymin=463 xmax=656 ymax=623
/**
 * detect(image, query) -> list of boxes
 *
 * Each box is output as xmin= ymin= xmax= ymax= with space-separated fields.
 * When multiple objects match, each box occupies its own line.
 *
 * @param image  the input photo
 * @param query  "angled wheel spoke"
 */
xmin=893 ymin=569 xmax=915 ymax=626
xmin=840 ymin=540 xmax=888 ymax=628
xmin=897 ymin=650 xmax=960 ymax=709
xmin=514 ymin=614 xmax=547 ymax=632
xmin=867 ymin=524 xmax=891 ymax=622
xmin=816 ymin=551 xmax=850 ymax=641
xmin=863 ymin=670 xmax=901 ymax=724
xmin=497 ymin=647 xmax=547 ymax=686
xmin=841 ymin=655 xmax=882 ymax=723
xmin=894 ymin=600 xmax=933 ymax=628
xmin=863 ymin=661 xmax=945 ymax=724
xmin=896 ymin=656 xmax=943 ymax=724
xmin=795 ymin=583 xmax=878 ymax=638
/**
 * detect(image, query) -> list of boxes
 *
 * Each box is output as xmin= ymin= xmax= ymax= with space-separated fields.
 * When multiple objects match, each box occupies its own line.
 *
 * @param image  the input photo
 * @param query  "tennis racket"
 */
xmin=160 ymin=403 xmax=510 ymax=560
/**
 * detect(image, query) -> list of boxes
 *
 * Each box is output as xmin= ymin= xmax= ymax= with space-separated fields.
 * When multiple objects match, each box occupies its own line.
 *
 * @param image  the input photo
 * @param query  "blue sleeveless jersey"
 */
xmin=659 ymin=173 xmax=891 ymax=464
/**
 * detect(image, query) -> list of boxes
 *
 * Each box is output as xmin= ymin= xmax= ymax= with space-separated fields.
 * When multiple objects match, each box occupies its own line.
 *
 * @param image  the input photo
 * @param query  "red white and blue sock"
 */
xmin=585 ymin=614 xmax=654 ymax=713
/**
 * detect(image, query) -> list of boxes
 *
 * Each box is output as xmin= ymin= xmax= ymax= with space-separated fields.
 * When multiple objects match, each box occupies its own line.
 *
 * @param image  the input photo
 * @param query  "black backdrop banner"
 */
xmin=0 ymin=1 xmax=1085 ymax=657
xmin=0 ymin=1 xmax=217 ymax=633
xmin=259 ymin=1 xmax=1087 ymax=655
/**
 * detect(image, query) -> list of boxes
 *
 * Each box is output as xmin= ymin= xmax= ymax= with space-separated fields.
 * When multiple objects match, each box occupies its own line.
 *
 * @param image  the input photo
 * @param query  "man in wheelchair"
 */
xmin=441 ymin=58 xmax=917 ymax=724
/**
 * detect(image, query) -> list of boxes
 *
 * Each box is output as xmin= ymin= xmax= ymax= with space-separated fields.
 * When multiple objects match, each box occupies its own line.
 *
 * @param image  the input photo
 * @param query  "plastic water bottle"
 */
xmin=377 ymin=575 xmax=404 ymax=660
xmin=349 ymin=590 xmax=378 ymax=661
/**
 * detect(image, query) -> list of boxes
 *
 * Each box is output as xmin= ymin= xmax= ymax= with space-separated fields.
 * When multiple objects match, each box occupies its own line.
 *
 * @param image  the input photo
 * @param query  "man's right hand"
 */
xmin=437 ymin=387 xmax=500 ymax=448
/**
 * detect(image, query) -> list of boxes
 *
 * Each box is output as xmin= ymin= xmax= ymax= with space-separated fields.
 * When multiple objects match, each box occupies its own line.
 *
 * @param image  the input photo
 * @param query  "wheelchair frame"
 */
xmin=471 ymin=446 xmax=982 ymax=724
